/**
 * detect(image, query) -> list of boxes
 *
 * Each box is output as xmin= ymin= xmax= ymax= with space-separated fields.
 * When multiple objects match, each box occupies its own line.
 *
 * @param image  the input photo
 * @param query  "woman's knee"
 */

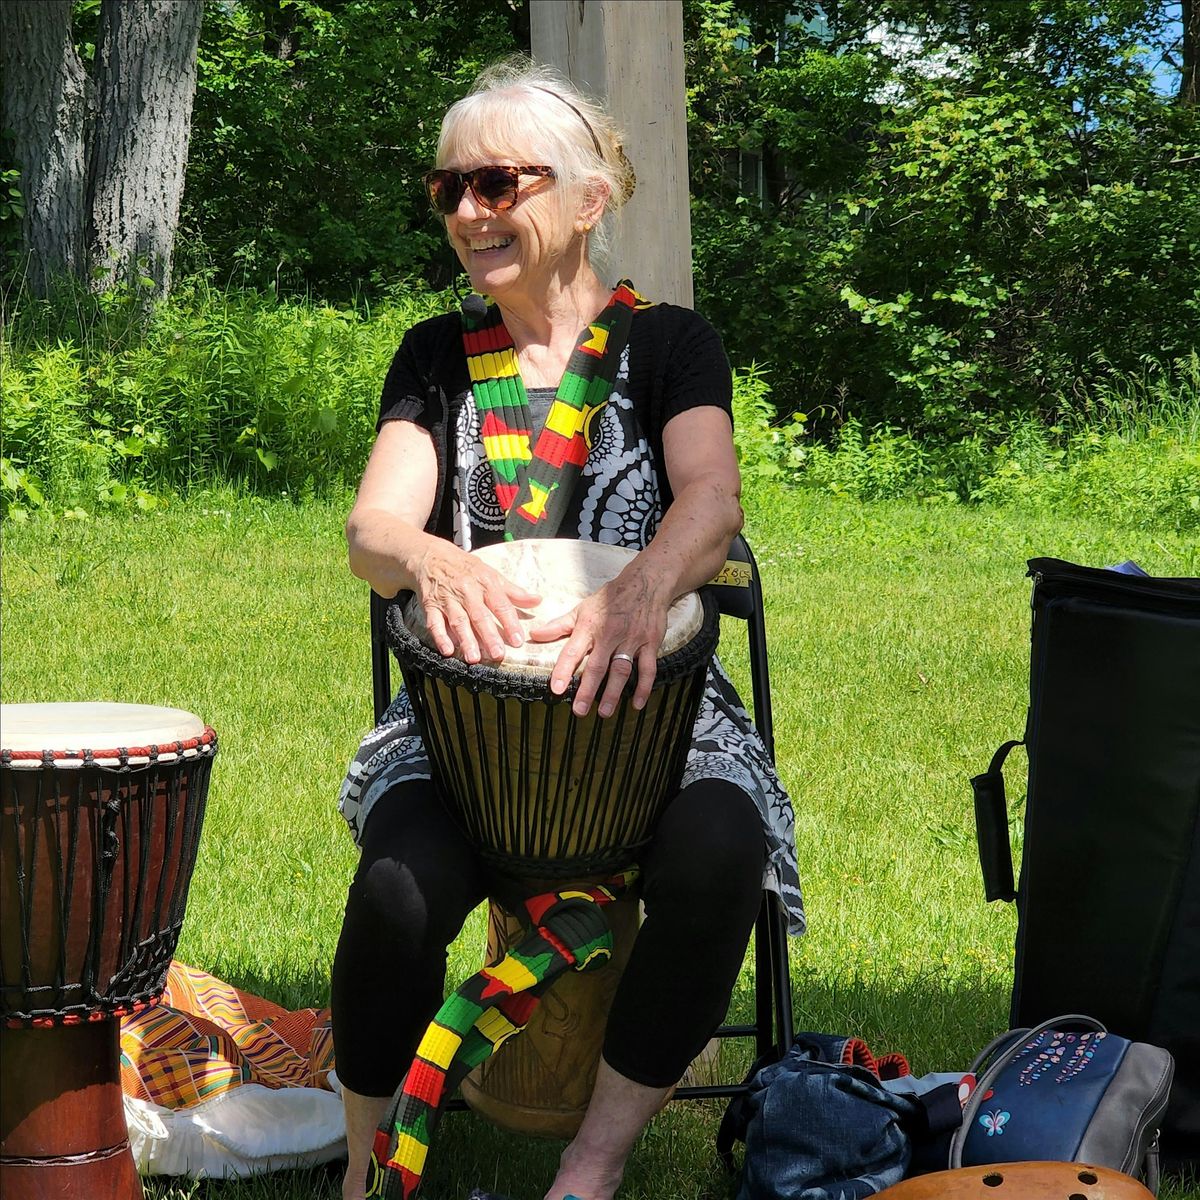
xmin=642 ymin=780 xmax=765 ymax=908
xmin=343 ymin=785 xmax=484 ymax=950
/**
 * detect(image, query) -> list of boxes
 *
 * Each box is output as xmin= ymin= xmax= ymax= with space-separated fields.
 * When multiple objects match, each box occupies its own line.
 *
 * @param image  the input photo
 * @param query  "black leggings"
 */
xmin=331 ymin=777 xmax=765 ymax=1095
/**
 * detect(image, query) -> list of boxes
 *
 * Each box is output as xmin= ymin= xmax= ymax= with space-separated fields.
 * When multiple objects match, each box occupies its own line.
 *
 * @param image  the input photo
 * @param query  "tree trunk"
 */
xmin=530 ymin=0 xmax=693 ymax=306
xmin=1181 ymin=0 xmax=1198 ymax=106
xmin=87 ymin=0 xmax=203 ymax=297
xmin=0 ymin=0 xmax=89 ymax=295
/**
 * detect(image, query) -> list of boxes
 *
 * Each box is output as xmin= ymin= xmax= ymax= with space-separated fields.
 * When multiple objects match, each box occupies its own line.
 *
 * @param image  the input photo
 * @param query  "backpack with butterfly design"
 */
xmin=948 ymin=1014 xmax=1174 ymax=1194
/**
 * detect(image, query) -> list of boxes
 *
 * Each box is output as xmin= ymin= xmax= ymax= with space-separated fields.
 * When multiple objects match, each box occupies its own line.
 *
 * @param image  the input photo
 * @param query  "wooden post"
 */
xmin=530 ymin=0 xmax=693 ymax=307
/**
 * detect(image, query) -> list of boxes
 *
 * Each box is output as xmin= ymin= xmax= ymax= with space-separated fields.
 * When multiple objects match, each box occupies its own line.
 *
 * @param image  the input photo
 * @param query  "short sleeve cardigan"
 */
xmin=375 ymin=303 xmax=733 ymax=538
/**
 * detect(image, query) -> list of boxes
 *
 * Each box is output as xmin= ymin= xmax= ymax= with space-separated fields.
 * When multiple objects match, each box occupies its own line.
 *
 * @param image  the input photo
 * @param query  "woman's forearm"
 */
xmin=347 ymin=507 xmax=542 ymax=660
xmin=635 ymin=472 xmax=744 ymax=604
xmin=345 ymin=508 xmax=438 ymax=599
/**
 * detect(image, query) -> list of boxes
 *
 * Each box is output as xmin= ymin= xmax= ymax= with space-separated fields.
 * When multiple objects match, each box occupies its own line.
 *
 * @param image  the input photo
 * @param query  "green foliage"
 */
xmin=972 ymin=353 xmax=1200 ymax=529
xmin=725 ymin=348 xmax=1200 ymax=532
xmin=5 ymin=284 xmax=1193 ymax=532
xmin=178 ymin=0 xmax=521 ymax=294
xmin=731 ymin=362 xmax=795 ymax=483
xmin=0 ymin=164 xmax=24 ymax=265
xmin=795 ymin=417 xmax=935 ymax=502
xmin=685 ymin=0 xmax=1200 ymax=440
xmin=0 ymin=111 xmax=28 ymax=273
xmin=1 ymin=281 xmax=447 ymax=516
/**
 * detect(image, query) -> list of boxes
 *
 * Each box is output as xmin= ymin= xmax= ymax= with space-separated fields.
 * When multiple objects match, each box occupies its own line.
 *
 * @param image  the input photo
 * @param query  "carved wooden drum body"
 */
xmin=0 ymin=703 xmax=216 ymax=1199
xmin=389 ymin=540 xmax=718 ymax=1136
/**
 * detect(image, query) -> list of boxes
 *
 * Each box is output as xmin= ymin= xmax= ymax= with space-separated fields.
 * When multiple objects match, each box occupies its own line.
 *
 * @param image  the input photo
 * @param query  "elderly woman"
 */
xmin=333 ymin=59 xmax=803 ymax=1200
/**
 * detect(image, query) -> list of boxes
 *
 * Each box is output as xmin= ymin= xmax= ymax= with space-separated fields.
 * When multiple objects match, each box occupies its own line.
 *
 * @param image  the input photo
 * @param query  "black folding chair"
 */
xmin=368 ymin=533 xmax=794 ymax=1103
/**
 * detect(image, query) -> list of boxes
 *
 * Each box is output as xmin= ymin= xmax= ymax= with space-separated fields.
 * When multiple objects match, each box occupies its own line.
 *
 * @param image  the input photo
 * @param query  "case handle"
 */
xmin=971 ymin=739 xmax=1022 ymax=903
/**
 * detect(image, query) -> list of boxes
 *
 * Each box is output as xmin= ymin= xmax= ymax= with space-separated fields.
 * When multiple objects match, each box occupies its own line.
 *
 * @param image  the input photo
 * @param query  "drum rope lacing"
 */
xmin=366 ymin=867 xmax=639 ymax=1200
xmin=1 ymin=731 xmax=217 ymax=1028
xmin=386 ymin=593 xmax=717 ymax=876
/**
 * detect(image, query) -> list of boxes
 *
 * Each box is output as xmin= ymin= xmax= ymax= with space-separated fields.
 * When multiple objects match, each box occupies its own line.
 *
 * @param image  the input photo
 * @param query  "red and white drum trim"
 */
xmin=0 ymin=702 xmax=217 ymax=768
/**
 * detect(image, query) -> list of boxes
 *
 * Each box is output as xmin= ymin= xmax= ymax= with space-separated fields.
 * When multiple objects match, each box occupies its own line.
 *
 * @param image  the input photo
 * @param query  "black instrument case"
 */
xmin=973 ymin=557 xmax=1200 ymax=1173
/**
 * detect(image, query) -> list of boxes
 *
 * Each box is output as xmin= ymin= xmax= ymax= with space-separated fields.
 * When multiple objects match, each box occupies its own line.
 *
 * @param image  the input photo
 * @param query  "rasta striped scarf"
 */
xmin=366 ymin=869 xmax=637 ymax=1200
xmin=462 ymin=281 xmax=651 ymax=540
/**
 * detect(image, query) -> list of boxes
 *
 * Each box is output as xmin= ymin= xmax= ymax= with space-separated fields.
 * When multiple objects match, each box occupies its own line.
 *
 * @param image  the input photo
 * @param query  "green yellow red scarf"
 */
xmin=366 ymin=869 xmax=638 ymax=1200
xmin=462 ymin=281 xmax=651 ymax=540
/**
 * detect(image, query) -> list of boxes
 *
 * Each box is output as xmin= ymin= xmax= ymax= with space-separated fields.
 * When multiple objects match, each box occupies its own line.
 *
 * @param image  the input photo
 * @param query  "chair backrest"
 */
xmin=370 ymin=533 xmax=773 ymax=761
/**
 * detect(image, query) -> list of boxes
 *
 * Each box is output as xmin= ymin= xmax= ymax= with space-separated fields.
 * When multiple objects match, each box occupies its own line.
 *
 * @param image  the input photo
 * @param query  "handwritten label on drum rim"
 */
xmin=710 ymin=560 xmax=752 ymax=588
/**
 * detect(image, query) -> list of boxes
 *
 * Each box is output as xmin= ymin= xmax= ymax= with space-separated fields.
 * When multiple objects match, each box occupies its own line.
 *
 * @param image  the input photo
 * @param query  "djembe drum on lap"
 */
xmin=389 ymin=539 xmax=718 ymax=1137
xmin=0 ymin=703 xmax=216 ymax=1200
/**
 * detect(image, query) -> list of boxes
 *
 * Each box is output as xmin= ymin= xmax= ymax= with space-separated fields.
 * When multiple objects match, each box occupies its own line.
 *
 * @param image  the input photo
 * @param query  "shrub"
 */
xmin=1 ymin=281 xmax=448 ymax=516
xmin=4 ymin=285 xmax=1194 ymax=536
xmin=731 ymin=362 xmax=792 ymax=483
xmin=686 ymin=2 xmax=1200 ymax=441
xmin=733 ymin=352 xmax=1199 ymax=533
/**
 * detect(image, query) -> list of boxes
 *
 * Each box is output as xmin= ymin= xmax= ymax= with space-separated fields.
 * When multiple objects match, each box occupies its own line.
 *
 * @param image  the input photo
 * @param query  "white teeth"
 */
xmin=470 ymin=236 xmax=514 ymax=251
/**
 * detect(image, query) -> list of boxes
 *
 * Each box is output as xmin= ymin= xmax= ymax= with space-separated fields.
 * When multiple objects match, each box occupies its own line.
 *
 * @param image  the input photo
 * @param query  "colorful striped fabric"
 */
xmin=462 ymin=281 xmax=651 ymax=540
xmin=120 ymin=962 xmax=335 ymax=1110
xmin=367 ymin=869 xmax=638 ymax=1200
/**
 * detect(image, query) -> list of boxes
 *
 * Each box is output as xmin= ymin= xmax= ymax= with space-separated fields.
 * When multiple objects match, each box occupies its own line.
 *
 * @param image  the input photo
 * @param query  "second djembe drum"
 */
xmin=0 ymin=703 xmax=216 ymax=1200
xmin=389 ymin=539 xmax=718 ymax=1135
xmin=875 ymin=1162 xmax=1155 ymax=1199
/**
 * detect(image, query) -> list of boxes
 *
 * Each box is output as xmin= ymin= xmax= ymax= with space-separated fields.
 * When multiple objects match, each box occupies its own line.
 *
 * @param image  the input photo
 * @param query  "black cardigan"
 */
xmin=376 ymin=302 xmax=734 ymax=540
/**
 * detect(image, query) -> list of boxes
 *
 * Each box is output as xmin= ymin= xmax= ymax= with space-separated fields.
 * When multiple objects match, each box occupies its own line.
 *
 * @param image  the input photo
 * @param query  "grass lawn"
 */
xmin=2 ymin=486 xmax=1196 ymax=1200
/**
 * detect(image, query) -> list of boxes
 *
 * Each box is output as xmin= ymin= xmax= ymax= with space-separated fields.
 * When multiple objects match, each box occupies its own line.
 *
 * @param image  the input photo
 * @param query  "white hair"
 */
xmin=436 ymin=56 xmax=635 ymax=267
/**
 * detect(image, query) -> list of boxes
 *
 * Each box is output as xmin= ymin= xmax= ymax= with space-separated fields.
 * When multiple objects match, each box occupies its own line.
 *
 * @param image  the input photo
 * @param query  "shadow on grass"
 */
xmin=726 ymin=956 xmax=1012 ymax=1077
xmin=141 ymin=964 xmax=1016 ymax=1200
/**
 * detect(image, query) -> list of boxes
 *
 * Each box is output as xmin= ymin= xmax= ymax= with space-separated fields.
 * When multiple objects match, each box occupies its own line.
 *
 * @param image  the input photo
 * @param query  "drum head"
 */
xmin=0 ymin=703 xmax=206 ymax=753
xmin=403 ymin=540 xmax=705 ymax=677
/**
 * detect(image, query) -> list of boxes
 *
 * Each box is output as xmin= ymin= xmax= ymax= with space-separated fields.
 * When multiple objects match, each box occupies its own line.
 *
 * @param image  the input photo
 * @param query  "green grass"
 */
xmin=1 ymin=487 xmax=1196 ymax=1200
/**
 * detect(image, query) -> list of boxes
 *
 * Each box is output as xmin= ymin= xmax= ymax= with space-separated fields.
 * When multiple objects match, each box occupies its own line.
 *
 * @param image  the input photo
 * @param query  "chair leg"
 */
xmin=753 ymin=897 xmax=773 ymax=1058
xmin=767 ymin=895 xmax=794 ymax=1054
xmin=753 ymin=893 xmax=795 ymax=1060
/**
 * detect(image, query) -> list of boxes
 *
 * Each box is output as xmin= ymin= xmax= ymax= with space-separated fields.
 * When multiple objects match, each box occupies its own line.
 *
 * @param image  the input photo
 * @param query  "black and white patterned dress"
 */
xmin=338 ymin=334 xmax=805 ymax=935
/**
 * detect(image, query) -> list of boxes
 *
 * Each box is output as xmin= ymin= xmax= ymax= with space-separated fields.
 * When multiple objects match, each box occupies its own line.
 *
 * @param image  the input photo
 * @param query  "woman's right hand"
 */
xmin=412 ymin=539 xmax=541 ymax=664
xmin=347 ymin=422 xmax=540 ymax=663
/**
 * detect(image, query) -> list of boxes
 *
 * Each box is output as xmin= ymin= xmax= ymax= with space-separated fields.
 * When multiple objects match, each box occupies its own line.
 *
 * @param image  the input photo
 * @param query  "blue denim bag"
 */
xmin=717 ymin=1034 xmax=923 ymax=1200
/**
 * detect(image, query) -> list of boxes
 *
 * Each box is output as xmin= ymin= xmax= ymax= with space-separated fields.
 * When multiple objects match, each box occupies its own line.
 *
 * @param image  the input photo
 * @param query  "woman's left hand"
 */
xmin=528 ymin=563 xmax=672 ymax=717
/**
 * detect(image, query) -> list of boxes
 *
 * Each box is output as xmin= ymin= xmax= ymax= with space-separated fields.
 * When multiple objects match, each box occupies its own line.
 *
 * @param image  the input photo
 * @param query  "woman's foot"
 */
xmin=541 ymin=1059 xmax=674 ymax=1200
xmin=543 ymin=1137 xmax=625 ymax=1200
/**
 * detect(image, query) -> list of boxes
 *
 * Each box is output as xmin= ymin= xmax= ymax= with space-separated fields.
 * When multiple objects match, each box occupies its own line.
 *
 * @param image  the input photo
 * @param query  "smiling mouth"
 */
xmin=468 ymin=236 xmax=515 ymax=252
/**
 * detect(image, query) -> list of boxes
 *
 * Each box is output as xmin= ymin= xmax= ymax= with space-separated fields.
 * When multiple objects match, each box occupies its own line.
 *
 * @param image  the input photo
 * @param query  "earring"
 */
xmin=581 ymin=222 xmax=593 ymax=233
